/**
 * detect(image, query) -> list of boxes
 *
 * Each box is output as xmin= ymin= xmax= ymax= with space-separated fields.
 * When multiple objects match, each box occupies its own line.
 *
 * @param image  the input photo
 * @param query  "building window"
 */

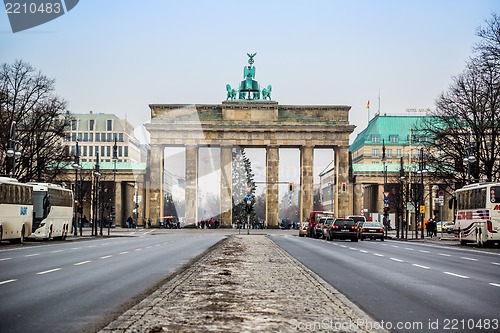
xmin=372 ymin=149 xmax=380 ymax=157
xmin=118 ymin=146 xmax=123 ymax=157
xmin=396 ymin=149 xmax=402 ymax=158
xmin=101 ymin=132 xmax=107 ymax=142
xmin=106 ymin=146 xmax=111 ymax=157
xmin=119 ymin=133 xmax=124 ymax=142
xmin=71 ymin=133 xmax=76 ymax=142
xmin=390 ymin=135 xmax=399 ymax=143
xmin=83 ymin=146 xmax=87 ymax=157
xmin=65 ymin=133 xmax=71 ymax=142
xmin=89 ymin=119 xmax=95 ymax=131
xmin=101 ymin=146 xmax=105 ymax=157
xmin=372 ymin=135 xmax=380 ymax=143
xmin=71 ymin=119 xmax=77 ymax=131
xmin=387 ymin=149 xmax=393 ymax=158
xmin=124 ymin=146 xmax=128 ymax=157
xmin=107 ymin=133 xmax=112 ymax=142
xmin=106 ymin=120 xmax=113 ymax=131
xmin=95 ymin=133 xmax=100 ymax=142
xmin=89 ymin=133 xmax=93 ymax=142
xmin=83 ymin=133 xmax=88 ymax=142
xmin=89 ymin=146 xmax=93 ymax=156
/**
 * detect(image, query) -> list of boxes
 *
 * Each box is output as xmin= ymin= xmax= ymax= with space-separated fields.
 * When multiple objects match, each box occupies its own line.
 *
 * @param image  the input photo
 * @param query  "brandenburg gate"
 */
xmin=145 ymin=54 xmax=355 ymax=227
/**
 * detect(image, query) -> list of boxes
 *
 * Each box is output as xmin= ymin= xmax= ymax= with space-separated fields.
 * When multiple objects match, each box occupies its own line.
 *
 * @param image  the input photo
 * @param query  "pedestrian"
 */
xmin=127 ymin=215 xmax=133 ymax=228
xmin=147 ymin=218 xmax=151 ymax=228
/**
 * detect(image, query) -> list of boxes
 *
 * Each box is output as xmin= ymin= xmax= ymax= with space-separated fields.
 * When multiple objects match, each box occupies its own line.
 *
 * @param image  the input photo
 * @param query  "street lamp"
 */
xmin=72 ymin=141 xmax=81 ymax=236
xmin=416 ymin=148 xmax=427 ymax=239
xmin=134 ymin=182 xmax=139 ymax=225
xmin=463 ymin=129 xmax=476 ymax=184
xmin=111 ymin=137 xmax=117 ymax=236
xmin=93 ymin=152 xmax=101 ymax=236
xmin=6 ymin=121 xmax=21 ymax=178
xmin=382 ymin=140 xmax=388 ymax=237
xmin=398 ymin=156 xmax=405 ymax=239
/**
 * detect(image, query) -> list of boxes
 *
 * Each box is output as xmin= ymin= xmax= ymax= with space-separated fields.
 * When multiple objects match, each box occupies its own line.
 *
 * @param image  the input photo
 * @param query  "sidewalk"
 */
xmin=99 ymin=235 xmax=389 ymax=333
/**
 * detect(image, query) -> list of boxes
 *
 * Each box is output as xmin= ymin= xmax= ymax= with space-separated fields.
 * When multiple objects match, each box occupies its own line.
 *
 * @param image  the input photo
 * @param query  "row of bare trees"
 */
xmin=416 ymin=14 xmax=500 ymax=191
xmin=0 ymin=60 xmax=71 ymax=182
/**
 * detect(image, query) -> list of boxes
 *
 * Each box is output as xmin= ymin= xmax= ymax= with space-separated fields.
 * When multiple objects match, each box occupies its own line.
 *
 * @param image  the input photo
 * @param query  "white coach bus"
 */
xmin=29 ymin=183 xmax=73 ymax=240
xmin=455 ymin=182 xmax=500 ymax=247
xmin=0 ymin=177 xmax=33 ymax=243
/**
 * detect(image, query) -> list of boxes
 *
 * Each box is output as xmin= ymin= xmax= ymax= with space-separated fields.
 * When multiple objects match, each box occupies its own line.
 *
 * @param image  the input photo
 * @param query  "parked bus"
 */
xmin=0 ymin=177 xmax=33 ymax=243
xmin=455 ymin=182 xmax=500 ymax=247
xmin=29 ymin=183 xmax=73 ymax=240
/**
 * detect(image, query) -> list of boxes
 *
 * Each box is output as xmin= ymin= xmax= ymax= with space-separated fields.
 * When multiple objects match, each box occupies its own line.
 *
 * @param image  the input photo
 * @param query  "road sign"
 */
xmin=420 ymin=205 xmax=425 ymax=214
xmin=384 ymin=198 xmax=389 ymax=204
xmin=384 ymin=192 xmax=390 ymax=198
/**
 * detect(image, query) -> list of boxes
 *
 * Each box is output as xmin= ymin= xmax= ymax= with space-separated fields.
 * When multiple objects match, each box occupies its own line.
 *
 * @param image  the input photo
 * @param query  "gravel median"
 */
xmin=99 ymin=235 xmax=388 ymax=333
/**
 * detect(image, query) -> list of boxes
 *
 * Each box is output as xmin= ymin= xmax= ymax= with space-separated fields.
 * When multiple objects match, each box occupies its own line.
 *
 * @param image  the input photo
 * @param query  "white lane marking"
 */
xmin=419 ymin=250 xmax=430 ymax=253
xmin=339 ymin=245 xmax=347 ymax=248
xmin=37 ymin=268 xmax=62 ymax=275
xmin=0 ymin=258 xmax=12 ymax=262
xmin=404 ymin=248 xmax=414 ymax=251
xmin=87 ymin=245 xmax=96 ymax=248
xmin=461 ymin=257 xmax=477 ymax=261
xmin=438 ymin=253 xmax=451 ymax=257
xmin=71 ymin=247 xmax=82 ymax=250
xmin=155 ymin=244 xmax=161 ymax=247
xmin=118 ymin=251 xmax=129 ymax=255
xmin=146 ymin=246 xmax=153 ymax=249
xmin=390 ymin=258 xmax=404 ymax=262
xmin=413 ymin=264 xmax=430 ymax=269
xmin=492 ymin=262 xmax=500 ymax=266
xmin=489 ymin=283 xmax=500 ymax=288
xmin=391 ymin=245 xmax=400 ymax=248
xmin=349 ymin=247 xmax=357 ymax=251
xmin=74 ymin=261 xmax=91 ymax=266
xmin=100 ymin=255 xmax=113 ymax=259
xmin=134 ymin=248 xmax=142 ymax=251
xmin=374 ymin=253 xmax=384 ymax=257
xmin=359 ymin=250 xmax=368 ymax=253
xmin=444 ymin=272 xmax=469 ymax=279
xmin=0 ymin=279 xmax=17 ymax=285
xmin=51 ymin=250 xmax=63 ymax=253
xmin=25 ymin=253 xmax=40 ymax=257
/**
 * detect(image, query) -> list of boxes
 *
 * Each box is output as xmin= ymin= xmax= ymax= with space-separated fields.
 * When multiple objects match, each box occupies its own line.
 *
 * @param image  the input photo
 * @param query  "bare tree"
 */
xmin=0 ymin=60 xmax=71 ymax=182
xmin=416 ymin=14 xmax=500 ymax=189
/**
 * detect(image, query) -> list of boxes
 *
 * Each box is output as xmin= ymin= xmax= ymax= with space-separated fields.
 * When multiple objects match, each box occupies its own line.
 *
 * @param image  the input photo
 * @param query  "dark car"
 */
xmin=358 ymin=222 xmax=384 ymax=241
xmin=327 ymin=218 xmax=358 ymax=242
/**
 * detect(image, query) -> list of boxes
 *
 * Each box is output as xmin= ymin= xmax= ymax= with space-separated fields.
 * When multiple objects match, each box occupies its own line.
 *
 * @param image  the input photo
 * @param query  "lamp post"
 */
xmin=6 ymin=121 xmax=21 ymax=178
xmin=463 ymin=129 xmax=476 ymax=184
xmin=111 ymin=138 xmax=117 ymax=236
xmin=398 ymin=156 xmax=405 ymax=239
xmin=93 ymin=152 xmax=101 ymax=236
xmin=72 ymin=142 xmax=81 ymax=236
xmin=382 ymin=140 xmax=388 ymax=237
xmin=134 ymin=182 xmax=139 ymax=225
xmin=416 ymin=148 xmax=427 ymax=239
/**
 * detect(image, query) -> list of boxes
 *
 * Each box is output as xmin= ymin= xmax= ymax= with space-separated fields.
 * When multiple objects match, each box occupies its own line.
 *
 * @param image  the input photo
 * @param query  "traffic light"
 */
xmin=245 ymin=199 xmax=253 ymax=214
xmin=342 ymin=183 xmax=347 ymax=192
xmin=383 ymin=206 xmax=389 ymax=213
xmin=288 ymin=182 xmax=293 ymax=193
xmin=77 ymin=204 xmax=83 ymax=214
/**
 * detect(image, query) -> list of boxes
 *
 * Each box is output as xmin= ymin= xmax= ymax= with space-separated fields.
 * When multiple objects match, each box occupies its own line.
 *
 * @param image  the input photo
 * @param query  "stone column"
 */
xmin=115 ymin=181 xmax=123 ymax=227
xmin=220 ymin=146 xmax=233 ymax=228
xmin=335 ymin=146 xmax=350 ymax=217
xmin=185 ymin=145 xmax=199 ymax=226
xmin=148 ymin=145 xmax=164 ymax=226
xmin=300 ymin=146 xmax=314 ymax=223
xmin=266 ymin=146 xmax=279 ymax=228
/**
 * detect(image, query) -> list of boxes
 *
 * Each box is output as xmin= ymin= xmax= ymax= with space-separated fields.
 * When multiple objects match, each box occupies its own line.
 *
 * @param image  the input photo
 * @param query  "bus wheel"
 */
xmin=48 ymin=226 xmax=53 ymax=240
xmin=476 ymin=229 xmax=483 ymax=248
xmin=15 ymin=226 xmax=25 ymax=244
xmin=61 ymin=225 xmax=67 ymax=240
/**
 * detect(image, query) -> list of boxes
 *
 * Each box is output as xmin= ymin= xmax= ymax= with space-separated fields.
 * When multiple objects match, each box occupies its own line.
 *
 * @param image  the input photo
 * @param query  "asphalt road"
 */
xmin=0 ymin=232 xmax=225 ymax=333
xmin=271 ymin=236 xmax=500 ymax=333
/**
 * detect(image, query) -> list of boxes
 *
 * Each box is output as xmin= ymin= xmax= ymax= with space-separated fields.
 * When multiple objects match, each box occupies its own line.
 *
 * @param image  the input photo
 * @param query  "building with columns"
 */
xmin=144 ymin=101 xmax=355 ymax=228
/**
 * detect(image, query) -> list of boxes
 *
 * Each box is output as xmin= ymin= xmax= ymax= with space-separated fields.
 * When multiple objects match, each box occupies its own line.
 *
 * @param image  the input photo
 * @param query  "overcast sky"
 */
xmin=1 ymin=0 xmax=498 ymax=198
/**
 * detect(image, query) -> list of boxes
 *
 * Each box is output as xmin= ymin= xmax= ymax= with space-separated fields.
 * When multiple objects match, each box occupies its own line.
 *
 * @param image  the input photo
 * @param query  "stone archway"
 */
xmin=145 ymin=101 xmax=354 ymax=228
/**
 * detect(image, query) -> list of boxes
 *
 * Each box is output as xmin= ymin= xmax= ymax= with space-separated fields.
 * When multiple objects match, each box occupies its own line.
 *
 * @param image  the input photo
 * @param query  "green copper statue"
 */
xmin=225 ymin=53 xmax=273 ymax=101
